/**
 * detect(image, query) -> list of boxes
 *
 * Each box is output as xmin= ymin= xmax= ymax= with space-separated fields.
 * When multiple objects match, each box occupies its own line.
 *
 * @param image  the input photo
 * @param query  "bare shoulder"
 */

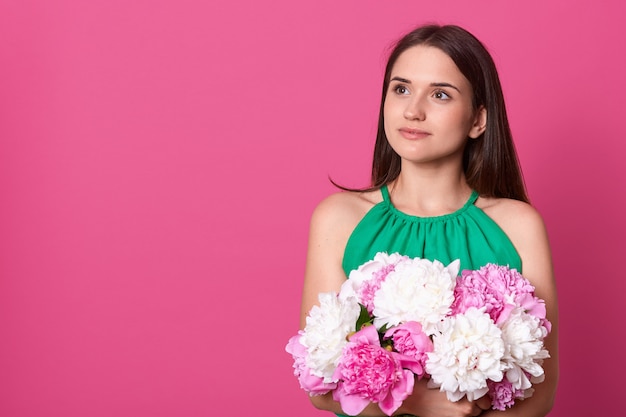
xmin=306 ymin=188 xmax=382 ymax=278
xmin=476 ymin=196 xmax=547 ymax=240
xmin=310 ymin=189 xmax=382 ymax=237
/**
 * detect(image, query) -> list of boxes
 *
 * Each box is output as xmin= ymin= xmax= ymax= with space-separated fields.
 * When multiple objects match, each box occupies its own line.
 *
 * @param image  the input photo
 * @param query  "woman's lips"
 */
xmin=399 ymin=127 xmax=431 ymax=140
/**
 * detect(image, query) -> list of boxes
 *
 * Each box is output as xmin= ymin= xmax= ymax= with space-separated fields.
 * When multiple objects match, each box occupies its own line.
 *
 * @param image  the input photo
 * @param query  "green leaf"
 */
xmin=355 ymin=303 xmax=373 ymax=330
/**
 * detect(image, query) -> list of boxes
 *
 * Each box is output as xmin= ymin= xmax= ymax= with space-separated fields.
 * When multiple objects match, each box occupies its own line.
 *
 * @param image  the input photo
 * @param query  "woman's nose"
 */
xmin=403 ymin=96 xmax=426 ymax=121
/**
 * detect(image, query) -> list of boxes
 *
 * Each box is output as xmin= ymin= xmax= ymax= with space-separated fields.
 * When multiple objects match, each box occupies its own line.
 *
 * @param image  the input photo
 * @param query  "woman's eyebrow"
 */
xmin=430 ymin=82 xmax=461 ymax=93
xmin=390 ymin=77 xmax=461 ymax=93
xmin=390 ymin=76 xmax=412 ymax=84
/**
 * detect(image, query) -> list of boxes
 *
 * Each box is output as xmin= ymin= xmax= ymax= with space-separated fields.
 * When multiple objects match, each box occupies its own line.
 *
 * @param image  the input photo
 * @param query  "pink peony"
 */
xmin=453 ymin=264 xmax=548 ymax=328
xmin=285 ymin=333 xmax=337 ymax=395
xmin=451 ymin=266 xmax=507 ymax=320
xmin=332 ymin=325 xmax=416 ymax=416
xmin=384 ymin=322 xmax=433 ymax=377
xmin=487 ymin=379 xmax=526 ymax=410
xmin=477 ymin=264 xmax=534 ymax=296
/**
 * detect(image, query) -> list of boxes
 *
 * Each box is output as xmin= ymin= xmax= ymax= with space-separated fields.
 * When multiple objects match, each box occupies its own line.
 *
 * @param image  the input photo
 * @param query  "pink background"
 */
xmin=1 ymin=1 xmax=625 ymax=416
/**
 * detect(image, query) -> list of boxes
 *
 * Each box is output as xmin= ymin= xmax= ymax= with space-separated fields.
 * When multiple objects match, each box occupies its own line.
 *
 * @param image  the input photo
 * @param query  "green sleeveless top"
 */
xmin=342 ymin=185 xmax=522 ymax=277
xmin=336 ymin=186 xmax=521 ymax=417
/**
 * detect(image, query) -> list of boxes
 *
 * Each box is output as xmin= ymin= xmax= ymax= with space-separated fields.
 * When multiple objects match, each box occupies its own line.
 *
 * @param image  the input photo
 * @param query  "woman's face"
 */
xmin=383 ymin=45 xmax=485 ymax=167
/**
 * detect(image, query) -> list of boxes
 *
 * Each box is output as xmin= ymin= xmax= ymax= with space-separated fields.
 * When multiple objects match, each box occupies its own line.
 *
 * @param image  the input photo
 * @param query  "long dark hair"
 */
xmin=336 ymin=24 xmax=529 ymax=203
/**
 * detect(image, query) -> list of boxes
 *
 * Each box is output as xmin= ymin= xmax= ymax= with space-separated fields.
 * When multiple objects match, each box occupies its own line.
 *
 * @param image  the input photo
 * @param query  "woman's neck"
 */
xmin=388 ymin=164 xmax=473 ymax=217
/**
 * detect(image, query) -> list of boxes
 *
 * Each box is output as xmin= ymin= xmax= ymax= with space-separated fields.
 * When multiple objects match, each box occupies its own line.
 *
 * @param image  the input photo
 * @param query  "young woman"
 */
xmin=299 ymin=25 xmax=558 ymax=417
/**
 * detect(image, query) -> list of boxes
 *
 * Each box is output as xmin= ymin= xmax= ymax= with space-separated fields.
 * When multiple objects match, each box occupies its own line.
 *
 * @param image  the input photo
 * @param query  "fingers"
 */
xmin=459 ymin=398 xmax=483 ymax=417
xmin=475 ymin=395 xmax=491 ymax=412
xmin=463 ymin=395 xmax=490 ymax=417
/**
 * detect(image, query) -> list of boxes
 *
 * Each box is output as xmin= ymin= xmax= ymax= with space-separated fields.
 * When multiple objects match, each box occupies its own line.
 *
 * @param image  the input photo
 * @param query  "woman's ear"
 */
xmin=469 ymin=106 xmax=487 ymax=139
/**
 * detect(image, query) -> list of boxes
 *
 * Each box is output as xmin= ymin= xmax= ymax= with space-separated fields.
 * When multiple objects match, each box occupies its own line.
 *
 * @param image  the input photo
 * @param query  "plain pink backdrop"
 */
xmin=1 ymin=1 xmax=625 ymax=416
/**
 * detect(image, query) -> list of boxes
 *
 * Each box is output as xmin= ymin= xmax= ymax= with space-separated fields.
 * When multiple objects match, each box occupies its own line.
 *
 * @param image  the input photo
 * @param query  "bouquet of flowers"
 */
xmin=286 ymin=252 xmax=551 ymax=415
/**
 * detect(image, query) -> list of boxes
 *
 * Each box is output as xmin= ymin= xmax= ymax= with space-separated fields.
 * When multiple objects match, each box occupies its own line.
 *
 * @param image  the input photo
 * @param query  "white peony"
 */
xmin=426 ymin=307 xmax=505 ymax=402
xmin=499 ymin=306 xmax=550 ymax=390
xmin=300 ymin=292 xmax=361 ymax=382
xmin=372 ymin=258 xmax=459 ymax=334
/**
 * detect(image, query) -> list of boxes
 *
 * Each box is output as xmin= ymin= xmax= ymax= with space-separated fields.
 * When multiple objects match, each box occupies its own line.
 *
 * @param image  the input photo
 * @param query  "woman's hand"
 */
xmin=396 ymin=377 xmax=489 ymax=417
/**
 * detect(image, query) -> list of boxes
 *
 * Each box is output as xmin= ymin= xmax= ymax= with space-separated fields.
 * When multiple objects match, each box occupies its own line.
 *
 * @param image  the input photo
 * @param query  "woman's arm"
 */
xmin=300 ymin=192 xmax=390 ymax=415
xmin=300 ymin=192 xmax=365 ymax=329
xmin=481 ymin=200 xmax=559 ymax=417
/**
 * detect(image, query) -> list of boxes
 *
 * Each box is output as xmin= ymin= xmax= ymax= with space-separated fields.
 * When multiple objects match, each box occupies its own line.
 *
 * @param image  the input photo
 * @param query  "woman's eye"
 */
xmin=434 ymin=90 xmax=451 ymax=100
xmin=394 ymin=85 xmax=409 ymax=95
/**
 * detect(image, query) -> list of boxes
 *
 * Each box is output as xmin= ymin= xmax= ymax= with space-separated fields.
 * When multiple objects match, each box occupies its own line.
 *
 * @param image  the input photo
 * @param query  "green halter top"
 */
xmin=342 ymin=185 xmax=522 ymax=277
